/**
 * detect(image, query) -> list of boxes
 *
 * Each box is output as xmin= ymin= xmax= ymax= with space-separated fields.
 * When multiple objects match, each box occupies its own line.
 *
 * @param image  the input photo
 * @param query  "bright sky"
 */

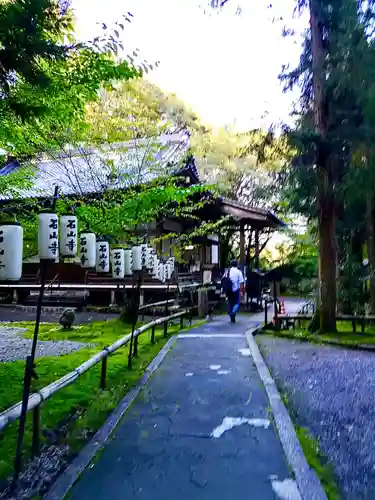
xmin=72 ymin=0 xmax=307 ymax=131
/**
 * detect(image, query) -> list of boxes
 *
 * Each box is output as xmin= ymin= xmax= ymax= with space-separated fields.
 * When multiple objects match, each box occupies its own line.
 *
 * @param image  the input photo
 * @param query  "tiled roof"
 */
xmin=176 ymin=155 xmax=199 ymax=183
xmin=0 ymin=132 xmax=194 ymax=201
xmin=219 ymin=197 xmax=286 ymax=229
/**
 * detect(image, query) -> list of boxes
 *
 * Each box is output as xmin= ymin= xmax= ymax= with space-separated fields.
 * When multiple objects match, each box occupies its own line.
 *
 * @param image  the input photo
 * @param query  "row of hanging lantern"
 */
xmin=79 ymin=237 xmax=175 ymax=282
xmin=0 ymin=213 xmax=175 ymax=282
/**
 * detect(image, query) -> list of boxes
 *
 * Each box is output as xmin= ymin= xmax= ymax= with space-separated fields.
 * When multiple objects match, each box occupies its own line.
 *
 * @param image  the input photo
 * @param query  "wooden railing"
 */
xmin=45 ymin=273 xmax=60 ymax=296
xmin=0 ymin=310 xmax=190 ymax=457
xmin=139 ymin=299 xmax=177 ymax=322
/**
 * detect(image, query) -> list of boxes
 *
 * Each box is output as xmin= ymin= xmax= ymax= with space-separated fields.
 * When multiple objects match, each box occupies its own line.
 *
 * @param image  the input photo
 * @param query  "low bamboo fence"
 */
xmin=0 ymin=310 xmax=190 ymax=458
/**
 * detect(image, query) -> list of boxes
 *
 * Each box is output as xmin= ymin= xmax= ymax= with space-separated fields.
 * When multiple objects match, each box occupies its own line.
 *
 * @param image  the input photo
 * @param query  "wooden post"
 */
xmin=197 ymin=289 xmax=208 ymax=317
xmin=180 ymin=315 xmax=184 ymax=330
xmin=273 ymin=281 xmax=279 ymax=328
xmin=151 ymin=325 xmax=156 ymax=344
xmin=264 ymin=301 xmax=268 ymax=326
xmin=100 ymin=355 xmax=108 ymax=390
xmin=133 ymin=334 xmax=138 ymax=356
xmin=128 ymin=272 xmax=141 ymax=369
xmin=164 ymin=320 xmax=168 ymax=337
xmin=255 ymin=230 xmax=260 ymax=269
xmin=31 ymin=405 xmax=41 ymax=457
xmin=13 ymin=187 xmax=59 ymax=486
xmin=239 ymin=222 xmax=246 ymax=266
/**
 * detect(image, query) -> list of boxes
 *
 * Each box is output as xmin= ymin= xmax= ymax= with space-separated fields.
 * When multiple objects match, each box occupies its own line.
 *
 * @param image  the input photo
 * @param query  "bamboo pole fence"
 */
xmin=0 ymin=310 xmax=189 ymax=440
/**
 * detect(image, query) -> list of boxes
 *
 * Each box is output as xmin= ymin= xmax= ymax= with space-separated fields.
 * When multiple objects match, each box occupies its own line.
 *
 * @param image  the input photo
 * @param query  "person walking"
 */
xmin=222 ymin=259 xmax=245 ymax=323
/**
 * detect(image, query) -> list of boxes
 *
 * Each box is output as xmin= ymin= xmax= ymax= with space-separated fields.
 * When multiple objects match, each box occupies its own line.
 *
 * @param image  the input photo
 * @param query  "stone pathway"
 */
xmin=66 ymin=314 xmax=302 ymax=500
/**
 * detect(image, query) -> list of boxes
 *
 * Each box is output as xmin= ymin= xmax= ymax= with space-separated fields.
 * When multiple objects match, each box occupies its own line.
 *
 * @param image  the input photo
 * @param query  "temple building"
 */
xmin=0 ymin=132 xmax=285 ymax=309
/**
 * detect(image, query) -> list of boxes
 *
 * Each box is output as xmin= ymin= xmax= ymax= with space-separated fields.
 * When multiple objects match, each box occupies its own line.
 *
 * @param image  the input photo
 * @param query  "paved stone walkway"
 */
xmin=68 ymin=314 xmax=301 ymax=500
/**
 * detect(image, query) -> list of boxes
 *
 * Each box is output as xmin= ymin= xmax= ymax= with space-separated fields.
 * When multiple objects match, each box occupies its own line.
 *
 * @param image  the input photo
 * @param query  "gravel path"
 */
xmin=0 ymin=326 xmax=88 ymax=362
xmin=257 ymin=335 xmax=375 ymax=500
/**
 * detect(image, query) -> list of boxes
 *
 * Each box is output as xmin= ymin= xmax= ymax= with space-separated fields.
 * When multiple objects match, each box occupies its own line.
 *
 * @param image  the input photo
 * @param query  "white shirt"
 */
xmin=229 ymin=267 xmax=245 ymax=292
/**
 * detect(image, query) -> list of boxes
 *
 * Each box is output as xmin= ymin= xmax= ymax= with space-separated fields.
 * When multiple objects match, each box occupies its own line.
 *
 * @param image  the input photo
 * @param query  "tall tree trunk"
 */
xmin=351 ymin=229 xmax=364 ymax=314
xmin=310 ymin=0 xmax=337 ymax=332
xmin=367 ymin=196 xmax=375 ymax=314
xmin=318 ymin=188 xmax=337 ymax=331
xmin=336 ymin=230 xmax=346 ymax=315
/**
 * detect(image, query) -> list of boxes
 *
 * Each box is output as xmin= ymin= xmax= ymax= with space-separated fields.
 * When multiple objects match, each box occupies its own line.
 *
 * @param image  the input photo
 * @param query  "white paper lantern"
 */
xmin=157 ymin=260 xmax=165 ymax=282
xmin=161 ymin=265 xmax=166 ymax=283
xmin=111 ymin=249 xmax=125 ymax=279
xmin=132 ymin=246 xmax=142 ymax=271
xmin=152 ymin=254 xmax=158 ymax=276
xmin=140 ymin=244 xmax=148 ymax=269
xmin=80 ymin=233 xmax=96 ymax=268
xmin=146 ymin=247 xmax=156 ymax=270
xmin=38 ymin=213 xmax=59 ymax=260
xmin=59 ymin=215 xmax=78 ymax=257
xmin=167 ymin=257 xmax=175 ymax=271
xmin=124 ymin=249 xmax=133 ymax=275
xmin=0 ymin=223 xmax=23 ymax=281
xmin=156 ymin=259 xmax=161 ymax=280
xmin=96 ymin=240 xmax=110 ymax=273
xmin=165 ymin=262 xmax=173 ymax=281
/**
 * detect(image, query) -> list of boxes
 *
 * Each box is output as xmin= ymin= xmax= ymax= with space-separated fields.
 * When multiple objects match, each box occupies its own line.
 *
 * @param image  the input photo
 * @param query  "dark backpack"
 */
xmin=221 ymin=270 xmax=233 ymax=295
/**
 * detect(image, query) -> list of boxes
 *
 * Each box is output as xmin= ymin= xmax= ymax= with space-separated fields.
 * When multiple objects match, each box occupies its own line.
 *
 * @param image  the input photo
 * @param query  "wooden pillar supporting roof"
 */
xmin=255 ymin=230 xmax=260 ymax=270
xmin=239 ymin=222 xmax=246 ymax=266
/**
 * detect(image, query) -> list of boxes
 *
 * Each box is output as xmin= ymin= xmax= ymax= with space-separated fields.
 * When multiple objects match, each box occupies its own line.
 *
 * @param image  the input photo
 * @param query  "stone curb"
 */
xmin=44 ymin=336 xmax=177 ymax=500
xmin=246 ymin=328 xmax=327 ymax=500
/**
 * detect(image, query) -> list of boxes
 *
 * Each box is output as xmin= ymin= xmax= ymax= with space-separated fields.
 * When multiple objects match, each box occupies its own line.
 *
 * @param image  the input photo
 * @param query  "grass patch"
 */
xmin=296 ymin=427 xmax=340 ymax=500
xmin=0 ymin=318 xmax=187 ymax=480
xmin=6 ymin=319 xmax=141 ymax=347
xmin=264 ymin=321 xmax=375 ymax=348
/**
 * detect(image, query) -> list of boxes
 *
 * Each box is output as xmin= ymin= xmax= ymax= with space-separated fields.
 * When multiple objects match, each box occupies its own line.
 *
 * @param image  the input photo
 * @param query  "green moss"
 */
xmin=8 ymin=319 xmax=144 ymax=347
xmin=264 ymin=324 xmax=375 ymax=348
xmin=296 ymin=427 xmax=340 ymax=500
xmin=0 ymin=318 xmax=186 ymax=480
